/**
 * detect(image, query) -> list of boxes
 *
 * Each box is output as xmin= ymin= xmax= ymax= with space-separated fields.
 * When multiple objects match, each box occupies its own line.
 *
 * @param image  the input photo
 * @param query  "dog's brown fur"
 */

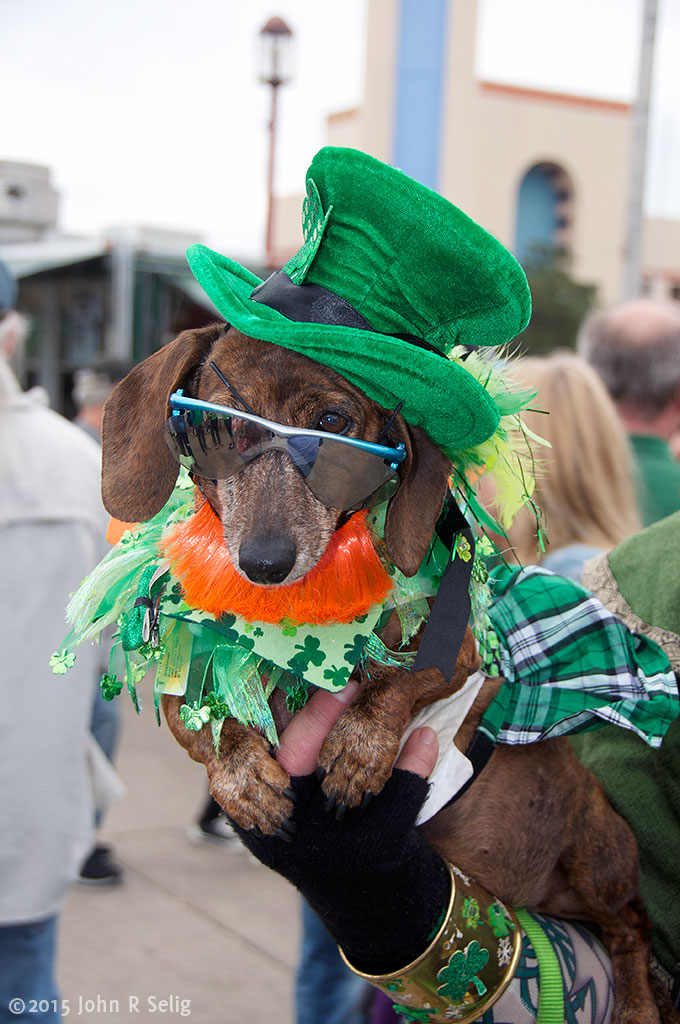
xmin=103 ymin=324 xmax=665 ymax=1023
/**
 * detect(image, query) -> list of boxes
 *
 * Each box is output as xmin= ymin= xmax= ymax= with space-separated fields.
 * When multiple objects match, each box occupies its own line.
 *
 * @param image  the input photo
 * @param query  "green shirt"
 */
xmin=572 ymin=512 xmax=680 ymax=974
xmin=630 ymin=433 xmax=680 ymax=526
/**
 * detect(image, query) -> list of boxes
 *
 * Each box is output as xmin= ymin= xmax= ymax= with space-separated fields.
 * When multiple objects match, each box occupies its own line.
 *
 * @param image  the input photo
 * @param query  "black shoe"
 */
xmin=189 ymin=814 xmax=238 ymax=843
xmin=78 ymin=844 xmax=123 ymax=885
xmin=189 ymin=794 xmax=238 ymax=843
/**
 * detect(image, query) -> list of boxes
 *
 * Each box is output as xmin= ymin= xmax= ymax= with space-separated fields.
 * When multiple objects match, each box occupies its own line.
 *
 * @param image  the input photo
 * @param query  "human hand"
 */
xmin=275 ymin=678 xmax=439 ymax=781
xmin=230 ymin=681 xmax=450 ymax=973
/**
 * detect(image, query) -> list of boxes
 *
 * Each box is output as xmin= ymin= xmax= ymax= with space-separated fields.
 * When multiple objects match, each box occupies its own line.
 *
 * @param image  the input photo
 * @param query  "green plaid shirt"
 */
xmin=481 ymin=566 xmax=678 ymax=748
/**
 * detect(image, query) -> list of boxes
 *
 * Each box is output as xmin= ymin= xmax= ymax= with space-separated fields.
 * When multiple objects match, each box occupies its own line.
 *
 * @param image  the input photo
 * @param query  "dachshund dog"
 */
xmin=102 ymin=323 xmax=663 ymax=1024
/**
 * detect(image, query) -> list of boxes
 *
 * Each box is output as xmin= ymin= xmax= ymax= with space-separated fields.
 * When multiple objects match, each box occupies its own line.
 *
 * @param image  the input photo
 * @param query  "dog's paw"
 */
xmin=317 ymin=707 xmax=401 ymax=809
xmin=207 ymin=731 xmax=293 ymax=835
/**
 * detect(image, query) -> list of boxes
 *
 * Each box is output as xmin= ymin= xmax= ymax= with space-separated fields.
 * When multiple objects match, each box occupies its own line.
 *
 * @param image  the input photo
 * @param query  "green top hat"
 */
xmin=187 ymin=147 xmax=530 ymax=453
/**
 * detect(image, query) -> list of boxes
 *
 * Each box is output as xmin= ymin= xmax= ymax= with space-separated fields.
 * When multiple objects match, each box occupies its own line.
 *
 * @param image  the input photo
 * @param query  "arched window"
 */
xmin=514 ymin=163 xmax=574 ymax=265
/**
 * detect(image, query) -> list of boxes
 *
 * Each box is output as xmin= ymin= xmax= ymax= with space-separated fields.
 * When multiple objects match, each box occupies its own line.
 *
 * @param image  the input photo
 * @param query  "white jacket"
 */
xmin=0 ymin=364 xmax=108 ymax=923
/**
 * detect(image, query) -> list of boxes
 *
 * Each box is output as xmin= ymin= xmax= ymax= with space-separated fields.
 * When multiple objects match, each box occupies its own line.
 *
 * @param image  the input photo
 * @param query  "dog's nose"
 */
xmin=239 ymin=534 xmax=297 ymax=584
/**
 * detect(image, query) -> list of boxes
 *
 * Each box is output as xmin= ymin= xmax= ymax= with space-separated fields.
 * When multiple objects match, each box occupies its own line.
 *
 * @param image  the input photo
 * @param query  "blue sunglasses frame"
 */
xmin=167 ymin=392 xmax=407 ymax=469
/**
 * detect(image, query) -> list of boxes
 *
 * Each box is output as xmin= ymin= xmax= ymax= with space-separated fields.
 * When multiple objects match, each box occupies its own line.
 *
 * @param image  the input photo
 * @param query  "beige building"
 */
xmin=275 ymin=0 xmax=680 ymax=305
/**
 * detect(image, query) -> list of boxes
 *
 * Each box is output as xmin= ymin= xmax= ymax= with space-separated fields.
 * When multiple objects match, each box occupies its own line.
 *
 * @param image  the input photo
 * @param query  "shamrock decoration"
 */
xmin=392 ymin=1006 xmax=434 ymax=1023
xmin=292 ymin=636 xmax=326 ymax=668
xmin=471 ymin=553 xmax=489 ymax=583
xmin=164 ymin=582 xmax=184 ymax=607
xmin=204 ymin=690 xmax=229 ymax=720
xmin=283 ymin=176 xmax=332 ymax=285
xmin=138 ymin=641 xmax=166 ymax=661
xmin=287 ymin=654 xmax=307 ymax=676
xmin=281 ymin=620 xmax=298 ymax=637
xmin=235 ymin=632 xmax=255 ymax=651
xmin=463 ymin=897 xmax=481 ymax=929
xmin=286 ymin=678 xmax=309 ymax=713
xmin=179 ymin=701 xmax=211 ymax=731
xmin=210 ymin=612 xmax=241 ymax=645
xmin=437 ymin=941 xmax=489 ymax=1003
xmin=50 ymin=649 xmax=76 ymax=674
xmin=477 ymin=535 xmax=495 ymax=557
xmin=322 ymin=664 xmax=350 ymax=688
xmin=129 ymin=661 xmax=150 ymax=686
xmin=343 ymin=633 xmax=369 ymax=666
xmin=488 ymin=902 xmax=515 ymax=939
xmin=100 ymin=673 xmax=123 ymax=701
xmin=456 ymin=536 xmax=472 ymax=563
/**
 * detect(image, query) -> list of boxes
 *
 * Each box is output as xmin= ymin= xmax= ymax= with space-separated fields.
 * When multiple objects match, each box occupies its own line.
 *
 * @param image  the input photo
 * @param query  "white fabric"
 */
xmin=399 ymin=669 xmax=487 ymax=825
xmin=86 ymin=732 xmax=127 ymax=815
xmin=0 ymin=365 xmax=109 ymax=922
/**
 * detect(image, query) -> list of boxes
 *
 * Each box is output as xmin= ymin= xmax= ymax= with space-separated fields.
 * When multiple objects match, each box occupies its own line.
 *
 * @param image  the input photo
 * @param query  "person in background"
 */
xmin=498 ymin=352 xmax=641 ymax=581
xmin=669 ymin=428 xmax=680 ymax=463
xmin=71 ymin=361 xmax=132 ymax=885
xmin=295 ymin=352 xmax=642 ymax=1024
xmin=578 ymin=298 xmax=680 ymax=526
xmin=572 ymin=510 xmax=680 ymax=1009
xmin=73 ymin=360 xmax=236 ymax=853
xmin=72 ymin=360 xmax=131 ymax=443
xmin=0 ymin=259 xmax=108 ymax=1019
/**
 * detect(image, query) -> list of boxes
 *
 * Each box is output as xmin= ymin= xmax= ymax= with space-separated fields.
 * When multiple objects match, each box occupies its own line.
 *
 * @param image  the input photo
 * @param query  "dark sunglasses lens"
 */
xmin=164 ymin=411 xmax=398 ymax=509
xmin=304 ymin=441 xmax=399 ymax=510
xmin=286 ymin=435 xmax=322 ymax=475
xmin=164 ymin=412 xmax=273 ymax=479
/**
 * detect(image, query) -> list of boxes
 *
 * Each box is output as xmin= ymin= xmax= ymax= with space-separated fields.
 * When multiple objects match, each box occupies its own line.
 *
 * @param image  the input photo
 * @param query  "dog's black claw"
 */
xmin=275 ymin=827 xmax=294 ymax=843
xmin=316 ymin=766 xmax=326 ymax=781
xmin=335 ymin=803 xmax=347 ymax=822
xmin=324 ymin=794 xmax=337 ymax=814
xmin=280 ymin=817 xmax=298 ymax=835
xmin=283 ymin=787 xmax=297 ymax=802
xmin=360 ymin=792 xmax=373 ymax=810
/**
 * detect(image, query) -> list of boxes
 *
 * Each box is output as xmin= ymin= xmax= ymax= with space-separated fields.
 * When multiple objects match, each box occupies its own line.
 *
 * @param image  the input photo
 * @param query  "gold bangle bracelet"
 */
xmin=339 ymin=863 xmax=522 ymax=1023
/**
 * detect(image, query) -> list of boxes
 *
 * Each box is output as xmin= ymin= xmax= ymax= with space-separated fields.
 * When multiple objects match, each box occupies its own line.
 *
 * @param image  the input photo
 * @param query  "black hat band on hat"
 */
xmin=250 ymin=271 xmax=446 ymax=358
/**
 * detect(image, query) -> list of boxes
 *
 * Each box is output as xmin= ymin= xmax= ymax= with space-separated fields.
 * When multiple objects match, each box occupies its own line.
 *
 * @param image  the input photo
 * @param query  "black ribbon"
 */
xmin=412 ymin=495 xmax=496 ymax=805
xmin=413 ymin=495 xmax=474 ymax=683
xmin=250 ymin=271 xmax=446 ymax=357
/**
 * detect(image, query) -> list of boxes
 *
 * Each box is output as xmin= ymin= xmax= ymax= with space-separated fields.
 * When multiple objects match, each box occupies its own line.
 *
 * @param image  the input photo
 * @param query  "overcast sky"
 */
xmin=3 ymin=0 xmax=679 ymax=259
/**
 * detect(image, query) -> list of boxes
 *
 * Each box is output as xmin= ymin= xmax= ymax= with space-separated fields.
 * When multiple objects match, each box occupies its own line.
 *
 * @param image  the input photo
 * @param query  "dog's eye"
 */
xmin=316 ymin=411 xmax=349 ymax=434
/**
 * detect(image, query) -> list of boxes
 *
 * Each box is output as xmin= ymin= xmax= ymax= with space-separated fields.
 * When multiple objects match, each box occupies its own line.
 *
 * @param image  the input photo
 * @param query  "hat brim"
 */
xmin=187 ymin=244 xmax=500 ymax=452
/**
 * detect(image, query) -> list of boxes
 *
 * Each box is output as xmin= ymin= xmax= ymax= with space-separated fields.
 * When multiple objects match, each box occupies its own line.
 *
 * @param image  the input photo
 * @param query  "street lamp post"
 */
xmin=621 ymin=0 xmax=658 ymax=299
xmin=258 ymin=16 xmax=293 ymax=269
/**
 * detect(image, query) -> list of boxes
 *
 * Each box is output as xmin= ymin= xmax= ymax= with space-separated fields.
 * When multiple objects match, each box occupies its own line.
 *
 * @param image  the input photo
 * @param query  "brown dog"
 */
xmin=102 ymin=324 xmax=663 ymax=1024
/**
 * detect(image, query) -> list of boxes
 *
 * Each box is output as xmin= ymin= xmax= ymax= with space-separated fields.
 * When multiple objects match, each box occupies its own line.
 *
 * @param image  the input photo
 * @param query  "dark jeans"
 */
xmin=0 ymin=916 xmax=60 ymax=1022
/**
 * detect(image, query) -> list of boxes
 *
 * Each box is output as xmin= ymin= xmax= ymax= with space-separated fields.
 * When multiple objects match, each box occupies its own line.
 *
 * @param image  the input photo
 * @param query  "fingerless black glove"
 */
xmin=231 ymin=769 xmax=450 ymax=975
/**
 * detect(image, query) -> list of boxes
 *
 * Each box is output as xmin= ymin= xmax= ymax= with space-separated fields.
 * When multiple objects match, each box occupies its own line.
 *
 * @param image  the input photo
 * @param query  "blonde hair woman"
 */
xmin=505 ymin=351 xmax=641 ymax=579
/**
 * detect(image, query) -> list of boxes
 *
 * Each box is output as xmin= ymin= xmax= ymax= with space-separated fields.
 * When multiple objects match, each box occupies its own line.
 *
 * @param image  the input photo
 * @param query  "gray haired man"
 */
xmin=578 ymin=298 xmax=680 ymax=525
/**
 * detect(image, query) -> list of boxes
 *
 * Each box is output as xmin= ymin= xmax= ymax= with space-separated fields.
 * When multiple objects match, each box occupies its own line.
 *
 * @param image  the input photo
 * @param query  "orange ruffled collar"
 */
xmin=160 ymin=501 xmax=393 ymax=625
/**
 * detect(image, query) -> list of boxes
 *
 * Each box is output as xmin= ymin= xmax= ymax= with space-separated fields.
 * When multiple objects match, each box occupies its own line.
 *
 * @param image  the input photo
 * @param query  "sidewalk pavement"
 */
xmin=58 ymin=695 xmax=300 ymax=1023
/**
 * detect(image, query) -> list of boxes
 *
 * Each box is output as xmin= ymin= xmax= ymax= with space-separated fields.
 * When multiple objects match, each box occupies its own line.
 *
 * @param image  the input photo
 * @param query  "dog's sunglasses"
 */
xmin=164 ymin=382 xmax=406 ymax=512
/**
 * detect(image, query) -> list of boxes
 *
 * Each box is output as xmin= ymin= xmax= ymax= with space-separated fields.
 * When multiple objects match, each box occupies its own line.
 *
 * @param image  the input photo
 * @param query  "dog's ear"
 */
xmin=384 ymin=422 xmax=452 ymax=576
xmin=101 ymin=324 xmax=223 ymax=521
